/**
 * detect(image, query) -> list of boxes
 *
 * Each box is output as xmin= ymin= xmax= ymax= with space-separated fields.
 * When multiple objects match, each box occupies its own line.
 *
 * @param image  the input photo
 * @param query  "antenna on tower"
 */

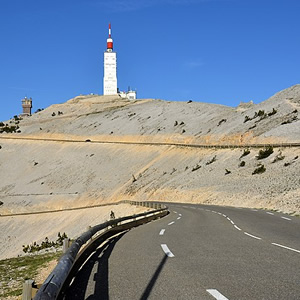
xmin=106 ymin=23 xmax=113 ymax=51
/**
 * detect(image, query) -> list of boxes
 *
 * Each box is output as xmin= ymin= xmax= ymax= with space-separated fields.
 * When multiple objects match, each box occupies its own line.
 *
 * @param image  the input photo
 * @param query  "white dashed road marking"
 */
xmin=177 ymin=217 xmax=181 ymax=220
xmin=159 ymin=229 xmax=165 ymax=236
xmin=271 ymin=243 xmax=300 ymax=254
xmin=161 ymin=244 xmax=175 ymax=257
xmin=234 ymin=225 xmax=241 ymax=231
xmin=244 ymin=232 xmax=262 ymax=240
xmin=200 ymin=206 xmax=299 ymax=256
xmin=168 ymin=221 xmax=175 ymax=226
xmin=281 ymin=216 xmax=291 ymax=221
xmin=207 ymin=289 xmax=229 ymax=300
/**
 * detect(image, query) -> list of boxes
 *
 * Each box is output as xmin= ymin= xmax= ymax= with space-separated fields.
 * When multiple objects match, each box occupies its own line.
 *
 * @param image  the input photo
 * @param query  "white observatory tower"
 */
xmin=103 ymin=23 xmax=118 ymax=95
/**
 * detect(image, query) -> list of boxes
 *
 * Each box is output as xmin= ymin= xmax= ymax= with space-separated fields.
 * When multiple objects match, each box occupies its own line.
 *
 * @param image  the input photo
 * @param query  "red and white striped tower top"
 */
xmin=107 ymin=23 xmax=113 ymax=50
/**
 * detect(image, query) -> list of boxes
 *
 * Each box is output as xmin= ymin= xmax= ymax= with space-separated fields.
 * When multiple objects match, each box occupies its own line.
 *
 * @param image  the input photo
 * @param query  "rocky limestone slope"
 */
xmin=0 ymin=85 xmax=300 ymax=216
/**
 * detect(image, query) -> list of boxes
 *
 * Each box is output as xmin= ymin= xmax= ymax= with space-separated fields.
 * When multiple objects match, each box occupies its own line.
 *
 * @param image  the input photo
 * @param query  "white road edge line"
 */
xmin=206 ymin=289 xmax=229 ymax=300
xmin=271 ymin=243 xmax=300 ymax=254
xmin=159 ymin=229 xmax=165 ymax=236
xmin=244 ymin=232 xmax=262 ymax=240
xmin=281 ymin=216 xmax=291 ymax=221
xmin=234 ymin=225 xmax=241 ymax=231
xmin=161 ymin=244 xmax=175 ymax=257
xmin=266 ymin=212 xmax=274 ymax=215
xmin=168 ymin=221 xmax=175 ymax=226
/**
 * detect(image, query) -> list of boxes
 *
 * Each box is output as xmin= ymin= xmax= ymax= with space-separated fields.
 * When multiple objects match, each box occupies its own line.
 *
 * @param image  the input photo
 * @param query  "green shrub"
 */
xmin=206 ymin=155 xmax=217 ymax=165
xmin=252 ymin=164 xmax=266 ymax=175
xmin=239 ymin=161 xmax=246 ymax=167
xmin=192 ymin=164 xmax=201 ymax=172
xmin=225 ymin=169 xmax=231 ymax=175
xmin=244 ymin=115 xmax=251 ymax=123
xmin=268 ymin=108 xmax=277 ymax=116
xmin=257 ymin=146 xmax=273 ymax=160
xmin=218 ymin=119 xmax=227 ymax=126
xmin=240 ymin=149 xmax=250 ymax=159
xmin=22 ymin=232 xmax=68 ymax=253
xmin=257 ymin=110 xmax=265 ymax=117
xmin=1 ymin=125 xmax=17 ymax=133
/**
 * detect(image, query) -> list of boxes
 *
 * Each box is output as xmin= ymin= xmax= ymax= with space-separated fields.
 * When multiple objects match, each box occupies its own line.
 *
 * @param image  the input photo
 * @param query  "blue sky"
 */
xmin=0 ymin=0 xmax=299 ymax=120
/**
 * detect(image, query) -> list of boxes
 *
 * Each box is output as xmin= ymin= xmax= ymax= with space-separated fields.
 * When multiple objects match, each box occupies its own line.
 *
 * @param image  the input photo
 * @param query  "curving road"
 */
xmin=63 ymin=203 xmax=300 ymax=300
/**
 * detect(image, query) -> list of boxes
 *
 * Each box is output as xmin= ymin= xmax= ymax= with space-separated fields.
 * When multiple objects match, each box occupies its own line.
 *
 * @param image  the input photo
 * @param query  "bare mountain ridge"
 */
xmin=12 ymin=84 xmax=300 ymax=145
xmin=0 ymin=85 xmax=299 ymax=216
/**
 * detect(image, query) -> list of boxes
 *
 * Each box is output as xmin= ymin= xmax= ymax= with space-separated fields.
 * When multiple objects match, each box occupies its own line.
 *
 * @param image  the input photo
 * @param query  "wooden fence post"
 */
xmin=63 ymin=238 xmax=69 ymax=254
xmin=22 ymin=279 xmax=34 ymax=300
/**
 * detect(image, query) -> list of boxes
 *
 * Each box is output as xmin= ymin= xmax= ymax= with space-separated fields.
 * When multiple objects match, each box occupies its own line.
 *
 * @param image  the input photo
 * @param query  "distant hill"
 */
xmin=0 ymin=85 xmax=300 ymax=215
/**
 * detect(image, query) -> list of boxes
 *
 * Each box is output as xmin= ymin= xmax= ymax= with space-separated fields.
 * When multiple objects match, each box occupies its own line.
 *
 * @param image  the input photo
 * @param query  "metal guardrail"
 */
xmin=32 ymin=201 xmax=168 ymax=300
xmin=1 ymin=200 xmax=164 ymax=218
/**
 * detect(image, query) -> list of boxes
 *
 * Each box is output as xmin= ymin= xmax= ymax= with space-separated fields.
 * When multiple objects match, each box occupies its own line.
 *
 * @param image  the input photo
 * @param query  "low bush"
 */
xmin=218 ymin=119 xmax=227 ymax=126
xmin=206 ymin=155 xmax=217 ymax=165
xmin=22 ymin=232 xmax=68 ymax=253
xmin=192 ymin=164 xmax=201 ymax=172
xmin=256 ymin=146 xmax=273 ymax=160
xmin=252 ymin=164 xmax=266 ymax=175
xmin=240 ymin=149 xmax=250 ymax=159
xmin=268 ymin=108 xmax=277 ymax=116
xmin=0 ymin=125 xmax=18 ymax=133
xmin=239 ymin=161 xmax=246 ymax=167
xmin=170 ymin=168 xmax=177 ymax=175
xmin=225 ymin=169 xmax=231 ymax=175
xmin=244 ymin=115 xmax=251 ymax=123
xmin=132 ymin=175 xmax=137 ymax=183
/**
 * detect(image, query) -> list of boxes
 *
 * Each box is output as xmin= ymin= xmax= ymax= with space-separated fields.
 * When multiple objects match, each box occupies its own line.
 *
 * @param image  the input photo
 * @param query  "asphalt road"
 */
xmin=64 ymin=203 xmax=300 ymax=300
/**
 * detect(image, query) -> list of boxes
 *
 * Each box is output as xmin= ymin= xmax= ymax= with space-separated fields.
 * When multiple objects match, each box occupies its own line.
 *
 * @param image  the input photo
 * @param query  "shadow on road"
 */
xmin=63 ymin=233 xmax=125 ymax=300
xmin=63 ymin=233 xmax=168 ymax=300
xmin=139 ymin=254 xmax=168 ymax=300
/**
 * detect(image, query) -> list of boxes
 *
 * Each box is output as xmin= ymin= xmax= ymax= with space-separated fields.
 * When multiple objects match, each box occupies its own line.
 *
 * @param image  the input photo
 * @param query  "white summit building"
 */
xmin=103 ymin=24 xmax=136 ymax=99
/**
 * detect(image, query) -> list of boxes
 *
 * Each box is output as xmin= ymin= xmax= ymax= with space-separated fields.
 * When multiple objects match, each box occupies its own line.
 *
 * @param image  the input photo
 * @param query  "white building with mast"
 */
xmin=103 ymin=23 xmax=136 ymax=99
xmin=103 ymin=23 xmax=117 ymax=95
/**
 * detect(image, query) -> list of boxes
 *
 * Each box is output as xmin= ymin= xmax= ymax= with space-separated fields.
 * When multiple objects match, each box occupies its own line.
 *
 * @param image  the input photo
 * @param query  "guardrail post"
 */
xmin=63 ymin=238 xmax=69 ymax=254
xmin=22 ymin=279 xmax=34 ymax=300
